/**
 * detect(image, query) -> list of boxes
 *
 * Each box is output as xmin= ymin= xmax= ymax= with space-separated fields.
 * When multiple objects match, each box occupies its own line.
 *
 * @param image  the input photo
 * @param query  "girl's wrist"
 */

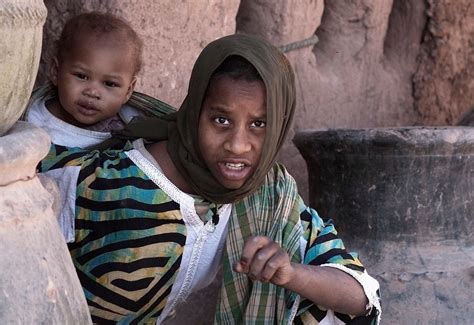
xmin=283 ymin=263 xmax=311 ymax=292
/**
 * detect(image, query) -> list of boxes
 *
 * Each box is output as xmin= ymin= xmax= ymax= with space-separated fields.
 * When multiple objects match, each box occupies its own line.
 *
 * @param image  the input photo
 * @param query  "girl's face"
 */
xmin=198 ymin=76 xmax=266 ymax=189
xmin=49 ymin=34 xmax=137 ymax=127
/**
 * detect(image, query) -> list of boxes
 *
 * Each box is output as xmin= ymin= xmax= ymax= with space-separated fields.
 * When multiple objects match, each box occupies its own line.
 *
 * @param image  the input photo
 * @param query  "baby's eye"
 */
xmin=74 ymin=73 xmax=87 ymax=80
xmin=214 ymin=117 xmax=230 ymax=125
xmin=104 ymin=81 xmax=119 ymax=88
xmin=251 ymin=120 xmax=266 ymax=128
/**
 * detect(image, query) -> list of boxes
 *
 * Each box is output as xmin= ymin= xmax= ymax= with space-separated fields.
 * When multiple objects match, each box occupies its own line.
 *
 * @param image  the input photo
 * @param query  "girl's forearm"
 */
xmin=284 ymin=263 xmax=368 ymax=316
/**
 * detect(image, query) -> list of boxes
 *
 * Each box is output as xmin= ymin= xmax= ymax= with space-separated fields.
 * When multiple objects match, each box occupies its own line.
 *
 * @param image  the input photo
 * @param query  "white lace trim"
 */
xmin=126 ymin=148 xmax=232 ymax=323
xmin=125 ymin=149 xmax=201 ymax=228
xmin=320 ymin=263 xmax=381 ymax=324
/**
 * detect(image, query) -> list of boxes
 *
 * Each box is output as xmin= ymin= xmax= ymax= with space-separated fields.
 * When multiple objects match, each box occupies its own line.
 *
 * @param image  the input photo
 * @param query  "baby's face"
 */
xmin=198 ymin=76 xmax=267 ymax=189
xmin=50 ymin=36 xmax=136 ymax=127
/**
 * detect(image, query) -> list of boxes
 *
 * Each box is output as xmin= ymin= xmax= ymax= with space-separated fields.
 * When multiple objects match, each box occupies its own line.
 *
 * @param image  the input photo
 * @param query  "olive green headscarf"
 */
xmin=113 ymin=34 xmax=296 ymax=203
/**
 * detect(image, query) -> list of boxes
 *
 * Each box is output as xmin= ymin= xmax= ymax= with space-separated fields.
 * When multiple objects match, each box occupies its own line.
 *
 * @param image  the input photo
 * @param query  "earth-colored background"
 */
xmin=1 ymin=1 xmax=472 ymax=323
xmin=37 ymin=0 xmax=473 ymax=200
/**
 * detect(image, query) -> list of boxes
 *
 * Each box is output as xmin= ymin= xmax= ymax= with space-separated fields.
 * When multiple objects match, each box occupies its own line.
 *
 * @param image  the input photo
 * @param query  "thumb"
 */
xmin=233 ymin=261 xmax=246 ymax=273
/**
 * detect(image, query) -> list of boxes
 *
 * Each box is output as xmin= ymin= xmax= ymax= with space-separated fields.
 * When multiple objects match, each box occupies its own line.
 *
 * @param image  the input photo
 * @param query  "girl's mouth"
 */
xmin=217 ymin=161 xmax=252 ymax=184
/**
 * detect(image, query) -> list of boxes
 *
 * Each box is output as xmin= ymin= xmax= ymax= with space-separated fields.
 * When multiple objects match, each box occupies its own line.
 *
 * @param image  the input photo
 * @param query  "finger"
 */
xmin=247 ymin=241 xmax=281 ymax=281
xmin=260 ymin=250 xmax=288 ymax=283
xmin=239 ymin=236 xmax=272 ymax=273
xmin=233 ymin=261 xmax=245 ymax=273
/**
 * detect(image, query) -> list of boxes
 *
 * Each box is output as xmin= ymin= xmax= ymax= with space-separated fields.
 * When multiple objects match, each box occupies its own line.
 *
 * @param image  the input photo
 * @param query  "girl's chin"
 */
xmin=216 ymin=165 xmax=252 ymax=189
xmin=221 ymin=181 xmax=246 ymax=190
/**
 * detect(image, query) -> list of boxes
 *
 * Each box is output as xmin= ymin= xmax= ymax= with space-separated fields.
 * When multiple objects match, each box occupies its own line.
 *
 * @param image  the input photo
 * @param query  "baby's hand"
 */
xmin=233 ymin=235 xmax=295 ymax=286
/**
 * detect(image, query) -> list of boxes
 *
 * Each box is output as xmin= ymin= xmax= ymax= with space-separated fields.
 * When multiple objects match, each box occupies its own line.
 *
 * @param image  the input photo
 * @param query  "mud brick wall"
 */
xmin=37 ymin=0 xmax=473 ymax=199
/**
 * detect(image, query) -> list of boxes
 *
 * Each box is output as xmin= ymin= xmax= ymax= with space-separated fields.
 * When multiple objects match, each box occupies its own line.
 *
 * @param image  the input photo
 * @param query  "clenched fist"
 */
xmin=233 ymin=235 xmax=295 ymax=286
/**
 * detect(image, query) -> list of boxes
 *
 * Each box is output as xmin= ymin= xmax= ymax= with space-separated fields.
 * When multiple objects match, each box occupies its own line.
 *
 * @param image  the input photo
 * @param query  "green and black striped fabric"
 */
xmin=40 ymin=145 xmax=186 ymax=324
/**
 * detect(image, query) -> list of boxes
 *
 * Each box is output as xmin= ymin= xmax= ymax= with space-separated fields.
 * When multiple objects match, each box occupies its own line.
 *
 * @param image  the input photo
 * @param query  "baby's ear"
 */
xmin=49 ymin=57 xmax=59 ymax=86
xmin=125 ymin=76 xmax=137 ymax=102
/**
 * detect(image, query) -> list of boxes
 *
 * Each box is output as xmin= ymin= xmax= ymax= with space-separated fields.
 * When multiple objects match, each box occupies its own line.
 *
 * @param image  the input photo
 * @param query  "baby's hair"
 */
xmin=56 ymin=12 xmax=143 ymax=74
xmin=210 ymin=55 xmax=263 ymax=83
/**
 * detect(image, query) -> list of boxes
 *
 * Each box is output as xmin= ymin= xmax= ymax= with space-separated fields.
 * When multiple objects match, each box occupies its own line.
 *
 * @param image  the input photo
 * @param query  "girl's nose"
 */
xmin=224 ymin=127 xmax=252 ymax=155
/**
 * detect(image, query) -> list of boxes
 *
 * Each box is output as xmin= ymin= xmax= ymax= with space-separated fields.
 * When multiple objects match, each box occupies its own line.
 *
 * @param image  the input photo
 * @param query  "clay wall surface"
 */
xmin=414 ymin=0 xmax=474 ymax=125
xmin=37 ymin=1 xmax=473 ymax=199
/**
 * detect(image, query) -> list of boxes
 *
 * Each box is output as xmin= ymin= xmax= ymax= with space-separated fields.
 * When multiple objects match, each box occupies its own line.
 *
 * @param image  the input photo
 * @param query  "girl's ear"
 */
xmin=49 ymin=57 xmax=59 ymax=86
xmin=124 ymin=76 xmax=137 ymax=103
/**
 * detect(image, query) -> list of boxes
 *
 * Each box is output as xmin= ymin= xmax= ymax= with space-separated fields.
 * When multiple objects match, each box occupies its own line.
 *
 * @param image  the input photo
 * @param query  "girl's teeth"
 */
xmin=225 ymin=163 xmax=244 ymax=169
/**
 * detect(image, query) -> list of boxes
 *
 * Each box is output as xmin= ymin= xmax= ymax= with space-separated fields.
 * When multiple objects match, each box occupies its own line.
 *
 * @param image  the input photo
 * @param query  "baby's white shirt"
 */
xmin=26 ymin=95 xmax=139 ymax=148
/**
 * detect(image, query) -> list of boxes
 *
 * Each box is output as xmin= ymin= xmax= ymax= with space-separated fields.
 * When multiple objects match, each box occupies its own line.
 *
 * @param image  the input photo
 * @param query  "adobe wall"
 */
xmin=37 ymin=0 xmax=473 ymax=200
xmin=413 ymin=0 xmax=474 ymax=125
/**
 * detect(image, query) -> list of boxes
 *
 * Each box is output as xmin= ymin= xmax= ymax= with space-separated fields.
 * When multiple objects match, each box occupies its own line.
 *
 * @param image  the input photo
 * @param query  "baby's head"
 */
xmin=56 ymin=12 xmax=142 ymax=74
xmin=48 ymin=12 xmax=143 ymax=127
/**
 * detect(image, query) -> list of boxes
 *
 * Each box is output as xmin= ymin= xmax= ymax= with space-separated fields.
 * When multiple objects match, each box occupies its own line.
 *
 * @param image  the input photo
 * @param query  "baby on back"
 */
xmin=26 ymin=12 xmax=173 ymax=148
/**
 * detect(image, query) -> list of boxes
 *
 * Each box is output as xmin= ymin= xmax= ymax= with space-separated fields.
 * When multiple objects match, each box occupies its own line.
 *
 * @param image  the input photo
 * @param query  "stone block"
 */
xmin=0 ymin=0 xmax=47 ymax=136
xmin=0 ymin=123 xmax=91 ymax=324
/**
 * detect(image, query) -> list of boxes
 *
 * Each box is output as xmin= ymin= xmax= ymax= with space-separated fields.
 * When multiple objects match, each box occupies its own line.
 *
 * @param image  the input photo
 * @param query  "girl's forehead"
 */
xmin=202 ymin=77 xmax=267 ymax=120
xmin=206 ymin=75 xmax=266 ymax=98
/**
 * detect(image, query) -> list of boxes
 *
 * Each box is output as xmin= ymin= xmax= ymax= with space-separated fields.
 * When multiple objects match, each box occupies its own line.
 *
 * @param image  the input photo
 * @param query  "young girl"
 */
xmin=39 ymin=34 xmax=381 ymax=324
xmin=25 ymin=12 xmax=174 ymax=148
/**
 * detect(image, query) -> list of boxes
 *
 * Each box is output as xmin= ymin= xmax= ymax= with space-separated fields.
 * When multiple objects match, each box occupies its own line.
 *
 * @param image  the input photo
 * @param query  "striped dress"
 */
xmin=39 ymin=141 xmax=380 ymax=324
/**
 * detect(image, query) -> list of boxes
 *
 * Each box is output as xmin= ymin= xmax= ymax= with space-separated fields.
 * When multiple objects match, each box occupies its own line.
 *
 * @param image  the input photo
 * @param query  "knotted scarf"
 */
xmin=111 ymin=34 xmax=296 ymax=204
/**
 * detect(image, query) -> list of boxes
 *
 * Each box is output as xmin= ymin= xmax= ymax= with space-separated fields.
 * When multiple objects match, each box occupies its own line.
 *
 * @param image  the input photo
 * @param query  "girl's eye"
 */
xmin=214 ymin=117 xmax=230 ymax=125
xmin=74 ymin=73 xmax=87 ymax=80
xmin=104 ymin=81 xmax=119 ymax=88
xmin=251 ymin=120 xmax=266 ymax=128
